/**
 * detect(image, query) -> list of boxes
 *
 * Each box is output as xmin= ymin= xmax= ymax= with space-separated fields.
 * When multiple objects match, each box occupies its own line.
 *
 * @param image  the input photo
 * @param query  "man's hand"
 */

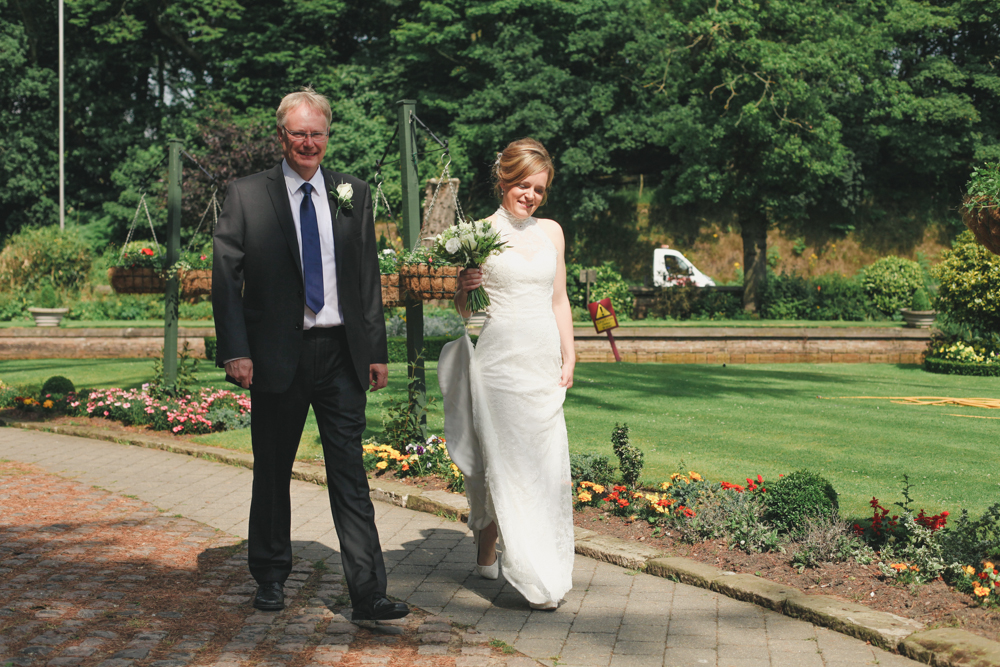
xmin=225 ymin=358 xmax=254 ymax=389
xmin=369 ymin=363 xmax=388 ymax=392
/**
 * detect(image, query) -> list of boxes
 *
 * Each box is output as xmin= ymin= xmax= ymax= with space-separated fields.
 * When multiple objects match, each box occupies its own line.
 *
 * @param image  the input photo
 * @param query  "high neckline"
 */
xmin=494 ymin=206 xmax=533 ymax=229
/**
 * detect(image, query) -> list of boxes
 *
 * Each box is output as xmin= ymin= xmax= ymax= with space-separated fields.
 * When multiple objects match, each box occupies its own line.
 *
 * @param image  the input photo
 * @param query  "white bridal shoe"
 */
xmin=529 ymin=600 xmax=559 ymax=611
xmin=472 ymin=529 xmax=499 ymax=580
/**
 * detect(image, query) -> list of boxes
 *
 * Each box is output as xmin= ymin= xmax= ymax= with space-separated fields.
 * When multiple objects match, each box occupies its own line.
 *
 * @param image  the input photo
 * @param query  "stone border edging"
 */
xmin=4 ymin=419 xmax=996 ymax=666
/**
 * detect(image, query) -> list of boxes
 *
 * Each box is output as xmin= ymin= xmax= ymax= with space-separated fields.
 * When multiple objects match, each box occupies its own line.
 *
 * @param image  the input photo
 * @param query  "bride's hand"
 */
xmin=458 ymin=268 xmax=483 ymax=293
xmin=558 ymin=360 xmax=575 ymax=388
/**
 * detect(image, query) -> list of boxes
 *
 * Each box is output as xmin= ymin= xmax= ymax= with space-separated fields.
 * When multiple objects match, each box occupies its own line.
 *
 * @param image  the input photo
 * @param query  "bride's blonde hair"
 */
xmin=492 ymin=138 xmax=554 ymax=205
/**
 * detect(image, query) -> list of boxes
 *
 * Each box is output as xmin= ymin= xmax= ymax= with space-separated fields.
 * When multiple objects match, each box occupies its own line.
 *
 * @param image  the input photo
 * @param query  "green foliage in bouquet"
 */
xmin=429 ymin=219 xmax=507 ymax=312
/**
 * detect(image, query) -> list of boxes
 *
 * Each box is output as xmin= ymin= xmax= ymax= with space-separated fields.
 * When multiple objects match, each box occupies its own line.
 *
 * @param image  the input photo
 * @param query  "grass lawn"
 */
xmin=2 ymin=358 xmax=996 ymax=520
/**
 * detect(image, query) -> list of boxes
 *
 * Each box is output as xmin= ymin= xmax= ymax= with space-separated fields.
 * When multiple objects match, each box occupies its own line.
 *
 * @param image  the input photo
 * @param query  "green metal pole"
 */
xmin=164 ymin=139 xmax=183 ymax=389
xmin=397 ymin=100 xmax=425 ymax=433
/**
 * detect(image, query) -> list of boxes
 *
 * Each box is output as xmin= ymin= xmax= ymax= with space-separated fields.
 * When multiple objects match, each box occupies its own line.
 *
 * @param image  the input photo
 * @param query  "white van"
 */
xmin=653 ymin=247 xmax=715 ymax=287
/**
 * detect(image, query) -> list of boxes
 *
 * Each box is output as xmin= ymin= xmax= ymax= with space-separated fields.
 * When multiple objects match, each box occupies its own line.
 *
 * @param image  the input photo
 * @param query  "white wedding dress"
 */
xmin=439 ymin=207 xmax=574 ymax=606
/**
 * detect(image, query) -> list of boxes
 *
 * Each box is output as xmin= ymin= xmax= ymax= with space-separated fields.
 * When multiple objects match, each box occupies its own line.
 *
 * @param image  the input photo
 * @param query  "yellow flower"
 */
xmin=985 ymin=561 xmax=995 ymax=571
xmin=975 ymin=585 xmax=991 ymax=597
xmin=591 ymin=484 xmax=605 ymax=494
xmin=378 ymin=452 xmax=389 ymax=459
xmin=660 ymin=482 xmax=672 ymax=490
xmin=577 ymin=491 xmax=592 ymax=503
xmin=689 ymin=472 xmax=702 ymax=482
xmin=580 ymin=481 xmax=594 ymax=489
xmin=42 ymin=400 xmax=54 ymax=408
xmin=652 ymin=504 xmax=666 ymax=514
xmin=964 ymin=565 xmax=976 ymax=576
xmin=375 ymin=461 xmax=388 ymax=470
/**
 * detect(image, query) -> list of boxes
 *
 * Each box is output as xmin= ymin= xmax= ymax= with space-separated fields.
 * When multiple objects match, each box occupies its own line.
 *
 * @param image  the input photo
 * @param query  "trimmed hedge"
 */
xmin=201 ymin=334 xmax=467 ymax=364
xmin=924 ymin=357 xmax=1000 ymax=377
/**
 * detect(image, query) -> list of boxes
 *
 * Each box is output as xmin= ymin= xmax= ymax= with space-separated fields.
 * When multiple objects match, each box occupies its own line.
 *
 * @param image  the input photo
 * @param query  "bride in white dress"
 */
xmin=448 ymin=138 xmax=576 ymax=610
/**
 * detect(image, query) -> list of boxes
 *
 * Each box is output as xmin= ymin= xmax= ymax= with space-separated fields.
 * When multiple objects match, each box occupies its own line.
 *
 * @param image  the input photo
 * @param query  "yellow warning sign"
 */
xmin=588 ymin=298 xmax=619 ymax=333
xmin=594 ymin=303 xmax=611 ymax=319
xmin=594 ymin=316 xmax=616 ymax=333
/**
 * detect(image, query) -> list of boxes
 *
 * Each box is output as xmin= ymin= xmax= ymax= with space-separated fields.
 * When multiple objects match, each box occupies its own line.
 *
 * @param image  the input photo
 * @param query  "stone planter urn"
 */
xmin=27 ymin=307 xmax=69 ymax=327
xmin=901 ymin=309 xmax=937 ymax=328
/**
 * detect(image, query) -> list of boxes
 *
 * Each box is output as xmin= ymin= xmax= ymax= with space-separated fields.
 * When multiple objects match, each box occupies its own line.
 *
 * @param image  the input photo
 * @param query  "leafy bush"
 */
xmin=569 ymin=453 xmax=617 ymax=488
xmin=0 ymin=289 xmax=28 ymax=321
xmin=648 ymin=284 xmax=745 ymax=321
xmin=386 ymin=310 xmax=464 ymax=337
xmin=41 ymin=376 xmax=75 ymax=396
xmin=933 ymin=231 xmax=1000 ymax=333
xmin=387 ymin=336 xmax=458 ymax=363
xmin=763 ymin=470 xmax=839 ymax=534
xmin=938 ymin=504 xmax=1000 ymax=571
xmin=567 ymin=262 xmax=634 ymax=319
xmin=790 ymin=515 xmax=865 ymax=571
xmin=32 ymin=280 xmax=61 ymax=308
xmin=204 ymin=336 xmax=218 ymax=362
xmin=862 ymin=256 xmax=923 ymax=318
xmin=910 ymin=287 xmax=932 ymax=311
xmin=203 ymin=406 xmax=252 ymax=431
xmin=678 ymin=489 xmax=782 ymax=553
xmin=0 ymin=225 xmax=93 ymax=291
xmin=611 ymin=423 xmax=643 ymax=488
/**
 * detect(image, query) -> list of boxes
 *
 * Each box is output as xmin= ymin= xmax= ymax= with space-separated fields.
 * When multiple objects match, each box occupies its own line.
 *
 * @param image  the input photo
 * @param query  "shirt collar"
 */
xmin=281 ymin=159 xmax=325 ymax=194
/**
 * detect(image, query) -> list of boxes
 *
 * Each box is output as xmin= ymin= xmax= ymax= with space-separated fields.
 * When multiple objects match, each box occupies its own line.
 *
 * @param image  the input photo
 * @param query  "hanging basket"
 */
xmin=962 ymin=197 xmax=1000 ymax=256
xmin=108 ymin=267 xmax=165 ymax=294
xmin=180 ymin=270 xmax=212 ymax=298
xmin=381 ymin=274 xmax=402 ymax=308
xmin=399 ymin=263 xmax=460 ymax=301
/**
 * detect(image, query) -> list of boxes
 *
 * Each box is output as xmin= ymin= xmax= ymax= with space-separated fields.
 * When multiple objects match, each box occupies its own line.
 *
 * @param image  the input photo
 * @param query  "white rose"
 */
xmin=445 ymin=238 xmax=462 ymax=254
xmin=336 ymin=182 xmax=353 ymax=200
xmin=460 ymin=234 xmax=477 ymax=251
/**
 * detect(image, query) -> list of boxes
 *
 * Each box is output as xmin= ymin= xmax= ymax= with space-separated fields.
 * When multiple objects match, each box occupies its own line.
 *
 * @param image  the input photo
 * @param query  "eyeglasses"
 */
xmin=281 ymin=127 xmax=330 ymax=143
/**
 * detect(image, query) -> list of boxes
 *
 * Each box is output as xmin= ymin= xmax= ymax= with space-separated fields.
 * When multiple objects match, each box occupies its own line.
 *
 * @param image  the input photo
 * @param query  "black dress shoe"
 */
xmin=253 ymin=582 xmax=284 ymax=611
xmin=352 ymin=594 xmax=410 ymax=621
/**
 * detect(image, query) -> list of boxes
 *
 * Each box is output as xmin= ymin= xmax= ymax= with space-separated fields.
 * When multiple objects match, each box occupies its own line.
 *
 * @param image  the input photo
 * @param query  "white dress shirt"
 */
xmin=282 ymin=160 xmax=344 ymax=329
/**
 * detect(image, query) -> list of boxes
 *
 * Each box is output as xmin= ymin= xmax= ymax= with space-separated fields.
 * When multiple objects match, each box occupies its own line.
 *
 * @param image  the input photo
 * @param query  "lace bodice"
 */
xmin=480 ymin=207 xmax=557 ymax=320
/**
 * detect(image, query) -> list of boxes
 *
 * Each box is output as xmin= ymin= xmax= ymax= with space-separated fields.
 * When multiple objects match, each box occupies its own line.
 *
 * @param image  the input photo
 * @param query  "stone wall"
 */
xmin=573 ymin=327 xmax=931 ymax=364
xmin=0 ymin=328 xmax=215 ymax=360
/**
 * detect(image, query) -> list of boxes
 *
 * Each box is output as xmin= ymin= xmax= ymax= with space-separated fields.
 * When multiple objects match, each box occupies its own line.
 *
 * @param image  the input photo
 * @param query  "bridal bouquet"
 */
xmin=429 ymin=219 xmax=507 ymax=312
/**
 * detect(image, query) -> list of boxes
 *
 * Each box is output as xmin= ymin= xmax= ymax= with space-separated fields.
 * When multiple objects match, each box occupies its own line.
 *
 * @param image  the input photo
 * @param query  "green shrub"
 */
xmin=0 ymin=225 xmax=93 ymax=292
xmin=611 ymin=423 xmax=644 ymax=488
xmin=0 ymin=289 xmax=28 ymax=321
xmin=910 ymin=287 xmax=932 ymax=311
xmin=932 ymin=231 xmax=1000 ymax=333
xmin=569 ymin=453 xmax=617 ymax=488
xmin=756 ymin=272 xmax=866 ymax=321
xmin=41 ymin=376 xmax=75 ymax=396
xmin=567 ymin=262 xmax=634 ymax=319
xmin=924 ymin=357 xmax=1000 ymax=376
xmin=763 ymin=470 xmax=839 ymax=534
xmin=204 ymin=336 xmax=218 ymax=362
xmin=387 ymin=336 xmax=463 ymax=363
xmin=33 ymin=281 xmax=61 ymax=308
xmin=862 ymin=256 xmax=923 ymax=318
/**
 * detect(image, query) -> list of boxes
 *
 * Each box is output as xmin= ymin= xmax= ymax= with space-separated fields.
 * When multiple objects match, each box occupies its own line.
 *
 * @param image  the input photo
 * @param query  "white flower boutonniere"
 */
xmin=335 ymin=182 xmax=353 ymax=211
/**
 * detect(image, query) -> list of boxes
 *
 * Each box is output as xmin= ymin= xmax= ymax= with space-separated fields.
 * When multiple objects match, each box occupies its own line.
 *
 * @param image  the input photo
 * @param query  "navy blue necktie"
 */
xmin=299 ymin=182 xmax=325 ymax=314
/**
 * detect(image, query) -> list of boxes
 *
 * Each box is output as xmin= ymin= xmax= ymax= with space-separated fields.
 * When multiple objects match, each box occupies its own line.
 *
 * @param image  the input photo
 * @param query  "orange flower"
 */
xmin=889 ymin=563 xmax=909 ymax=572
xmin=401 ymin=463 xmax=409 ymax=471
xmin=975 ymin=585 xmax=990 ymax=598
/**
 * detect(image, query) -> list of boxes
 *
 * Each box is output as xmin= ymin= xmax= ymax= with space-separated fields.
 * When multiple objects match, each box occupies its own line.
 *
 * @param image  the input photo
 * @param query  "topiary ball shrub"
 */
xmin=862 ymin=256 xmax=923 ymax=318
xmin=41 ymin=376 xmax=75 ymax=396
xmin=763 ymin=470 xmax=839 ymax=534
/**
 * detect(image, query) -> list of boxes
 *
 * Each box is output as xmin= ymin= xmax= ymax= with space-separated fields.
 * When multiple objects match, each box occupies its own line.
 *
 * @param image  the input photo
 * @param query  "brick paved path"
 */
xmin=0 ymin=428 xmax=925 ymax=667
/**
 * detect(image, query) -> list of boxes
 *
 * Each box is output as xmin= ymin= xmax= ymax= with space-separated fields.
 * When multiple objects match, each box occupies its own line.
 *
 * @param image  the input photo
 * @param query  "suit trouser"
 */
xmin=247 ymin=326 xmax=387 ymax=606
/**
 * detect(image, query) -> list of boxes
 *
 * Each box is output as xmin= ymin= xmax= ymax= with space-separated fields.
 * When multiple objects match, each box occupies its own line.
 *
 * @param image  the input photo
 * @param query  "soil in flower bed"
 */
xmin=573 ymin=505 xmax=1000 ymax=642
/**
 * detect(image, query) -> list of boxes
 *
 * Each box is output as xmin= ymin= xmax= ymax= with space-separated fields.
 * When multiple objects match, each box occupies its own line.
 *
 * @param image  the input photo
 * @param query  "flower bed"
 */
xmin=362 ymin=435 xmax=464 ymax=492
xmin=65 ymin=386 xmax=251 ymax=435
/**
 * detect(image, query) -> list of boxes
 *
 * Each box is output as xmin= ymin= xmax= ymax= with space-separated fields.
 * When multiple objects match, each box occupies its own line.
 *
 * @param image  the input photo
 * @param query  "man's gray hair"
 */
xmin=276 ymin=87 xmax=332 ymax=128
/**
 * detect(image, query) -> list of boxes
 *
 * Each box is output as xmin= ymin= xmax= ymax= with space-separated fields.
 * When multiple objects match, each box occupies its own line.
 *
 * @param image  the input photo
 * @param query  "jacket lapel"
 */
xmin=266 ymin=163 xmax=303 ymax=280
xmin=324 ymin=169 xmax=346 ymax=282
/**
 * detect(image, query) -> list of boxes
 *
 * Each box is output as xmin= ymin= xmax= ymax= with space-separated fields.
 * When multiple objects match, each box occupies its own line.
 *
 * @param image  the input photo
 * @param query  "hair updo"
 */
xmin=492 ymin=138 xmax=555 ymax=205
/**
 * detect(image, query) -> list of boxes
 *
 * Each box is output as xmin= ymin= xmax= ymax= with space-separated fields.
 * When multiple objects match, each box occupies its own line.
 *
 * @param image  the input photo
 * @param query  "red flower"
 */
xmin=140 ymin=248 xmax=154 ymax=256
xmin=200 ymin=255 xmax=207 ymax=260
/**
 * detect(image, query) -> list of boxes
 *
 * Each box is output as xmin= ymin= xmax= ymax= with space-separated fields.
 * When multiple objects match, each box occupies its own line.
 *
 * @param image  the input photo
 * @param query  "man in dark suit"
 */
xmin=212 ymin=88 xmax=408 ymax=621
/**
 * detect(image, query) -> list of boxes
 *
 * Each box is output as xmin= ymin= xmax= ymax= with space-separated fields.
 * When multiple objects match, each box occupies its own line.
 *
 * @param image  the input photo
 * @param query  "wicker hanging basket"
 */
xmin=108 ymin=267 xmax=166 ymax=294
xmin=962 ymin=197 xmax=1000 ymax=256
xmin=381 ymin=274 xmax=402 ymax=308
xmin=180 ymin=270 xmax=212 ymax=298
xmin=399 ymin=263 xmax=460 ymax=301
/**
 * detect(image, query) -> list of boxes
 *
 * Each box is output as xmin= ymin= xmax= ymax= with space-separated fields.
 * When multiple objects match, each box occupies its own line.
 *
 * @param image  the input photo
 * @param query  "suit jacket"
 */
xmin=212 ymin=163 xmax=388 ymax=394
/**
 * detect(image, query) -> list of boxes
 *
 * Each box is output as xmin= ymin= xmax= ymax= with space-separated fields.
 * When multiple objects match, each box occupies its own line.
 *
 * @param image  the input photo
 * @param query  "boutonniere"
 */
xmin=335 ymin=182 xmax=353 ymax=211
